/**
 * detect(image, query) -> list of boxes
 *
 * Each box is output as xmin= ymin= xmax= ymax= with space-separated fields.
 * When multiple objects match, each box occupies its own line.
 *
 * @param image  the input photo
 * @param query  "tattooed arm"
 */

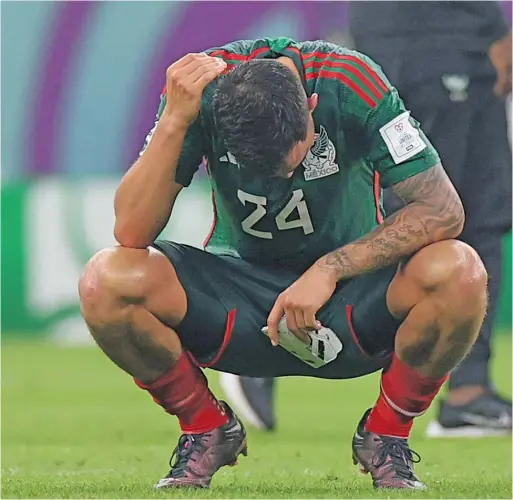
xmin=315 ymin=163 xmax=464 ymax=281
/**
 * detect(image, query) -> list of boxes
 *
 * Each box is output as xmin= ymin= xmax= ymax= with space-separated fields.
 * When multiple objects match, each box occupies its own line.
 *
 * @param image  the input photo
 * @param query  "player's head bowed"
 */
xmin=213 ymin=59 xmax=317 ymax=178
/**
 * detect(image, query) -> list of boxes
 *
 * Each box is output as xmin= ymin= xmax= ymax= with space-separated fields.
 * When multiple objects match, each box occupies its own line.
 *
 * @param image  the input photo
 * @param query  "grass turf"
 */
xmin=2 ymin=337 xmax=512 ymax=499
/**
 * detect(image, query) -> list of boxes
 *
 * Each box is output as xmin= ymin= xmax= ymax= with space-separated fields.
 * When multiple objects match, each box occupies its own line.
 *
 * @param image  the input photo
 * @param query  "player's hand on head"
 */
xmin=266 ymin=266 xmax=337 ymax=346
xmin=162 ymin=53 xmax=227 ymax=126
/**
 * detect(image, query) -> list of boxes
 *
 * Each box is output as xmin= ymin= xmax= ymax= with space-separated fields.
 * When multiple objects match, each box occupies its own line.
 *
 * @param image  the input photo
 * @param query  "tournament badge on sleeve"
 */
xmin=261 ymin=316 xmax=343 ymax=368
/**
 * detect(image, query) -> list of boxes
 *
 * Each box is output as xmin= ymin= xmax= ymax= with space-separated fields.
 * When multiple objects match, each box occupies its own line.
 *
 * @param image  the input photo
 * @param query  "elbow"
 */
xmin=444 ymin=199 xmax=465 ymax=239
xmin=114 ymin=220 xmax=153 ymax=249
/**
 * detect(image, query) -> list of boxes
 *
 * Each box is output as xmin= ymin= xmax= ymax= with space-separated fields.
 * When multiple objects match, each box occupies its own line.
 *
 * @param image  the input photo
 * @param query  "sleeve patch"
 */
xmin=379 ymin=111 xmax=426 ymax=165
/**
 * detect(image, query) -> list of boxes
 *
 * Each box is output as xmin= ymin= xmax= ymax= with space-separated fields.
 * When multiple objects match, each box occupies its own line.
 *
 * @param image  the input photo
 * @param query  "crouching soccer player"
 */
xmin=79 ymin=38 xmax=488 ymax=490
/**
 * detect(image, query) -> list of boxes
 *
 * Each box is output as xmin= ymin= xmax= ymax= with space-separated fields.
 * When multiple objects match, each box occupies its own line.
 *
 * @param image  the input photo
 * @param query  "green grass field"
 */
xmin=2 ymin=337 xmax=512 ymax=499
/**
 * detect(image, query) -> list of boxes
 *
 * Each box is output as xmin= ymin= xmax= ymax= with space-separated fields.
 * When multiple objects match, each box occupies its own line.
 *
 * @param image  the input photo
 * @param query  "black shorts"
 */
xmin=153 ymin=241 xmax=402 ymax=379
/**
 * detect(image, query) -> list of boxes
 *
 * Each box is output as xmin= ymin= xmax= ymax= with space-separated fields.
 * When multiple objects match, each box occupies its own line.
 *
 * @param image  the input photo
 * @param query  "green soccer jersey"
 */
xmin=142 ymin=38 xmax=440 ymax=272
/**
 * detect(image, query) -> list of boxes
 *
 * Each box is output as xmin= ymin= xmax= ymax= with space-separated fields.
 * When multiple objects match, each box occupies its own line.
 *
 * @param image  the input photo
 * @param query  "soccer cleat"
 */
xmin=352 ymin=409 xmax=426 ymax=490
xmin=154 ymin=402 xmax=247 ymax=489
xmin=219 ymin=373 xmax=276 ymax=431
xmin=425 ymin=390 xmax=512 ymax=438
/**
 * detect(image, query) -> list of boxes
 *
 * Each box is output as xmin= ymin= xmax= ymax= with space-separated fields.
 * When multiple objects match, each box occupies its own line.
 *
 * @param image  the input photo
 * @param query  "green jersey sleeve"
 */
xmin=355 ymin=55 xmax=440 ymax=188
xmin=300 ymin=43 xmax=440 ymax=188
xmin=139 ymin=92 xmax=205 ymax=187
xmin=365 ymin=87 xmax=440 ymax=188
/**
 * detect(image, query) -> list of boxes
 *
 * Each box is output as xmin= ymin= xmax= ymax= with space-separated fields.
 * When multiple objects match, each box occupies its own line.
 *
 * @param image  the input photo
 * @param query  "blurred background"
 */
xmin=1 ymin=0 xmax=511 ymax=343
xmin=0 ymin=1 xmax=344 ymax=342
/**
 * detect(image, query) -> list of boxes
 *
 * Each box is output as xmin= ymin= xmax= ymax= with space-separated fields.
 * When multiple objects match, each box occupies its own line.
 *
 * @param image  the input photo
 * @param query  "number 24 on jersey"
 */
xmin=237 ymin=189 xmax=314 ymax=239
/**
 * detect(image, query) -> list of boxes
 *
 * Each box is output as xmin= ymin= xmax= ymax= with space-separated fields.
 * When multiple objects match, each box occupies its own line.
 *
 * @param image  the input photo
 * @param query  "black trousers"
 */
xmin=385 ymin=76 xmax=512 ymax=389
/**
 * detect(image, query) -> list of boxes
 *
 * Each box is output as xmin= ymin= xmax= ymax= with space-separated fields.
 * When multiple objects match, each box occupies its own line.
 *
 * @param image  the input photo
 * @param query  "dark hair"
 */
xmin=213 ymin=59 xmax=309 ymax=175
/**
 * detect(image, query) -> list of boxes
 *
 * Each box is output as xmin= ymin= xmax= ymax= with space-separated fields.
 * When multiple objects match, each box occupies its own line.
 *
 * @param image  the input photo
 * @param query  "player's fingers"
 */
xmin=266 ymin=303 xmax=283 ymax=347
xmin=284 ymin=307 xmax=299 ymax=336
xmin=303 ymin=308 xmax=318 ymax=331
xmin=295 ymin=326 xmax=311 ymax=346
xmin=169 ymin=52 xmax=209 ymax=71
xmin=293 ymin=309 xmax=306 ymax=332
xmin=292 ymin=311 xmax=311 ymax=345
xmin=190 ymin=61 xmax=227 ymax=88
xmin=177 ymin=59 xmax=224 ymax=89
xmin=183 ymin=56 xmax=225 ymax=77
xmin=166 ymin=56 xmax=221 ymax=88
xmin=289 ymin=310 xmax=313 ymax=345
xmin=166 ymin=60 xmax=224 ymax=105
xmin=171 ymin=60 xmax=219 ymax=86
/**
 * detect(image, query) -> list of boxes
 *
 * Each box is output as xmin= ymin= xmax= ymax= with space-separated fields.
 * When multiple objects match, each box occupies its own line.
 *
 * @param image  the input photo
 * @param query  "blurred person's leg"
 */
xmin=384 ymin=77 xmax=512 ymax=436
xmin=219 ymin=373 xmax=276 ymax=431
xmin=447 ymin=83 xmax=511 ymax=392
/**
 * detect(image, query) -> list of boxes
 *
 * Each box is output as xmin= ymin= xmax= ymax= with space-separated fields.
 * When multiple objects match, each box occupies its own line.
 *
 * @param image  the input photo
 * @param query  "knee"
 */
xmin=405 ymin=240 xmax=488 ymax=313
xmin=79 ymin=246 xmax=149 ymax=322
xmin=78 ymin=246 xmax=178 ymax=324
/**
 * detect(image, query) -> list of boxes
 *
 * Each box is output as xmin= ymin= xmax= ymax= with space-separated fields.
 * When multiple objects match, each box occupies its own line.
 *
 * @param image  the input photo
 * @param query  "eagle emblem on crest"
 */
xmin=302 ymin=126 xmax=339 ymax=181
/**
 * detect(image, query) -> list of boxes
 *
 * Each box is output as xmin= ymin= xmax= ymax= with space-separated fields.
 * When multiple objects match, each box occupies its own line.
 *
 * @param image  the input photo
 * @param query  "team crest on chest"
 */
xmin=302 ymin=126 xmax=339 ymax=181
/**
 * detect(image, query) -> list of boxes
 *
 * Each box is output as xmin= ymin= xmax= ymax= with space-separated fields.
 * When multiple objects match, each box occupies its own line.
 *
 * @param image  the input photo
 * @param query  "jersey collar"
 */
xmin=252 ymin=38 xmax=309 ymax=96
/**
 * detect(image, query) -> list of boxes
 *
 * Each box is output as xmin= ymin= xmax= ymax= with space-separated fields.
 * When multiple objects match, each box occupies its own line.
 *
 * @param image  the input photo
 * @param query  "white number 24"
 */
xmin=237 ymin=189 xmax=314 ymax=239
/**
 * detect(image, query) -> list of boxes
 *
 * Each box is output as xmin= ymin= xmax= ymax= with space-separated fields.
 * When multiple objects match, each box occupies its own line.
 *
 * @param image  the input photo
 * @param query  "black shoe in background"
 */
xmin=219 ymin=374 xmax=276 ymax=431
xmin=425 ymin=390 xmax=512 ymax=438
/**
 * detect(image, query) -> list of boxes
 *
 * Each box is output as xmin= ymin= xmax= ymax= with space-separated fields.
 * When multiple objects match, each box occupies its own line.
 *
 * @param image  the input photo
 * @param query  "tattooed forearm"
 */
xmin=316 ymin=163 xmax=464 ymax=281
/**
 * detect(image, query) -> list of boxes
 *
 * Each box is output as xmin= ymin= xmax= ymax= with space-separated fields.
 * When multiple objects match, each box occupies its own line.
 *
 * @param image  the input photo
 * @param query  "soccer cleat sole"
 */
xmin=154 ymin=479 xmax=210 ymax=490
xmin=154 ymin=440 xmax=248 ymax=489
xmin=352 ymin=452 xmax=426 ymax=490
xmin=425 ymin=420 xmax=511 ymax=438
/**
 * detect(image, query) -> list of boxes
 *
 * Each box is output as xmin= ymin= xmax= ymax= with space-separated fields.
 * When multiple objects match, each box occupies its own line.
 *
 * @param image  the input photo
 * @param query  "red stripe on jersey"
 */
xmin=304 ymin=60 xmax=384 ymax=100
xmin=203 ymin=188 xmax=218 ymax=249
xmin=209 ymin=46 xmax=268 ymax=61
xmin=305 ymin=69 xmax=377 ymax=108
xmin=247 ymin=46 xmax=270 ymax=59
xmin=203 ymin=160 xmax=218 ymax=248
xmin=285 ymin=46 xmax=301 ymax=56
xmin=339 ymin=54 xmax=389 ymax=93
xmin=303 ymin=52 xmax=389 ymax=94
xmin=373 ymin=171 xmax=384 ymax=224
xmin=161 ymin=85 xmax=167 ymax=95
xmin=209 ymin=49 xmax=246 ymax=61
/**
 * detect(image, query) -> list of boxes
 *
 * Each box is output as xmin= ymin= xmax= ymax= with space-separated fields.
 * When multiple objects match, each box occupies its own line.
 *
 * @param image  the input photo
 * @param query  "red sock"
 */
xmin=365 ymin=353 xmax=448 ymax=438
xmin=134 ymin=351 xmax=229 ymax=434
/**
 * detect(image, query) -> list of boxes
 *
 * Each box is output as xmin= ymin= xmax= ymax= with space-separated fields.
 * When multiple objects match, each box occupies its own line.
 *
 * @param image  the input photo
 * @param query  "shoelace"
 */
xmin=373 ymin=436 xmax=421 ymax=480
xmin=167 ymin=433 xmax=210 ymax=478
